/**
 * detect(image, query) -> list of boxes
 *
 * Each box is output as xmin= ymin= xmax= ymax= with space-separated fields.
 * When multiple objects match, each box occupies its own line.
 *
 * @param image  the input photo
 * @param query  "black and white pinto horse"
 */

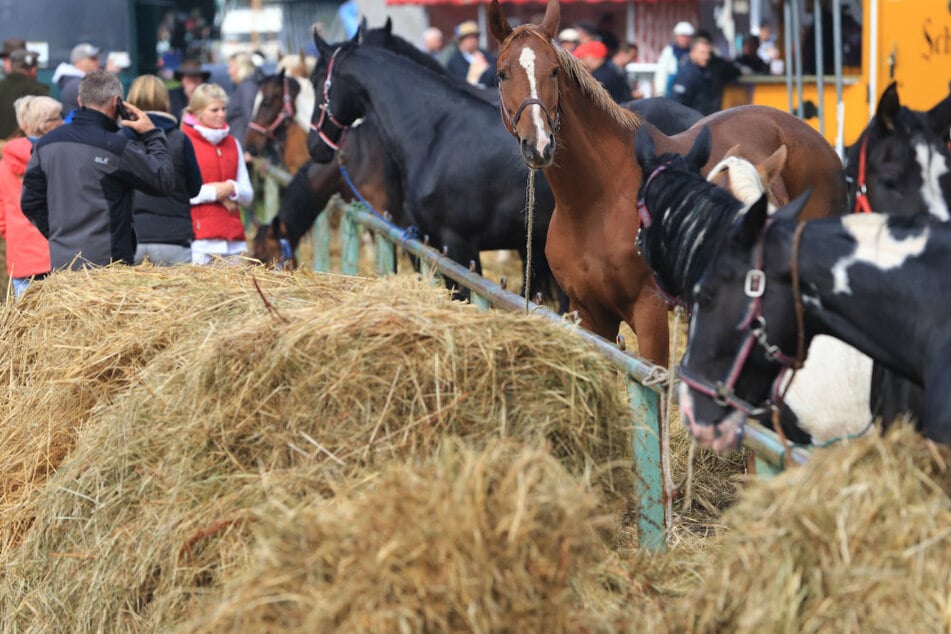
xmin=676 ymin=191 xmax=951 ymax=451
xmin=844 ymin=82 xmax=951 ymax=423
xmin=634 ymin=128 xmax=868 ymax=446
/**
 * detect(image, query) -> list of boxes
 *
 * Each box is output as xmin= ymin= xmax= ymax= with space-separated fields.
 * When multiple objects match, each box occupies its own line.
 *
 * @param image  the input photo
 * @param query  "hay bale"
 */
xmin=179 ymin=440 xmax=620 ymax=632
xmin=0 ymin=266 xmax=635 ymax=630
xmin=675 ymin=422 xmax=951 ymax=632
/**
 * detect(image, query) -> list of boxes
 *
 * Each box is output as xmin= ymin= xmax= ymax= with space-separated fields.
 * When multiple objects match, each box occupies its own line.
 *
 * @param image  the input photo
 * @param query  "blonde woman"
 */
xmin=182 ymin=82 xmax=253 ymax=264
xmin=226 ymin=51 xmax=261 ymax=144
xmin=124 ymin=74 xmax=202 ymax=265
xmin=0 ymin=95 xmax=62 ymax=296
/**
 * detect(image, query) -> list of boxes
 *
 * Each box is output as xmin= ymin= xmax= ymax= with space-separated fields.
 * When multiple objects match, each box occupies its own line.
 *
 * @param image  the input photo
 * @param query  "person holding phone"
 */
xmin=21 ymin=70 xmax=175 ymax=270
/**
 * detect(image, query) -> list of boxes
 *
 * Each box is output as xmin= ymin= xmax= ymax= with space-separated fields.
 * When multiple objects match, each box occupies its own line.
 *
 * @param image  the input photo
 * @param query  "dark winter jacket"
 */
xmin=122 ymin=111 xmax=202 ymax=246
xmin=592 ymin=61 xmax=631 ymax=103
xmin=670 ymin=60 xmax=719 ymax=116
xmin=21 ymin=108 xmax=175 ymax=270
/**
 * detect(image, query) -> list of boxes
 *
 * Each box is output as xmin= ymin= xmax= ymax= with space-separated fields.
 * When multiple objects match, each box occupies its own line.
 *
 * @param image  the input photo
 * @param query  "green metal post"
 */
xmin=375 ymin=230 xmax=396 ymax=275
xmin=313 ymin=207 xmax=331 ymax=273
xmin=469 ymin=262 xmax=490 ymax=311
xmin=627 ymin=379 xmax=668 ymax=552
xmin=754 ymin=455 xmax=783 ymax=480
xmin=341 ymin=210 xmax=360 ymax=276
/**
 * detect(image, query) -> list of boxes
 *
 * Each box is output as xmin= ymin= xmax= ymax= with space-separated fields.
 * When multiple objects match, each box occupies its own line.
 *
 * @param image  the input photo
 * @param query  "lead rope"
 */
xmin=524 ymin=169 xmax=536 ymax=313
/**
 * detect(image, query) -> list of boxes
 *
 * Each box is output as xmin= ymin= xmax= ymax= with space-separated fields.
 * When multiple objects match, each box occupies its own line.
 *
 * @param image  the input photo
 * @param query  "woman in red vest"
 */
xmin=0 ymin=95 xmax=62 ymax=296
xmin=181 ymin=83 xmax=253 ymax=264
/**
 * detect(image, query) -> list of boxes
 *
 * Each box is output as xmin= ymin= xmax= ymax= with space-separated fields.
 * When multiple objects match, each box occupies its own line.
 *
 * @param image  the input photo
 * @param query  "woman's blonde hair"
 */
xmin=229 ymin=52 xmax=257 ymax=83
xmin=127 ymin=74 xmax=170 ymax=113
xmin=13 ymin=95 xmax=63 ymax=137
xmin=186 ymin=82 xmax=229 ymax=115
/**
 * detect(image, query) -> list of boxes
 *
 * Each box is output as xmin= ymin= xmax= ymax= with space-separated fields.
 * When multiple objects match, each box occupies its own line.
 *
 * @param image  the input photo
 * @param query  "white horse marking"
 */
xmin=518 ymin=46 xmax=550 ymax=157
xmin=915 ymin=141 xmax=950 ymax=221
xmin=832 ymin=214 xmax=930 ymax=294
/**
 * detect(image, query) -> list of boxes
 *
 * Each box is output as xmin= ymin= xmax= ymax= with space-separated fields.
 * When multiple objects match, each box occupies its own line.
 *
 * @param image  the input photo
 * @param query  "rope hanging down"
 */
xmin=524 ymin=169 xmax=536 ymax=314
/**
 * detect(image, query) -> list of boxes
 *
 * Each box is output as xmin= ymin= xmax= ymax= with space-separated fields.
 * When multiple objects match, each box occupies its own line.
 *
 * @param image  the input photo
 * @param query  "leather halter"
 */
xmin=247 ymin=76 xmax=296 ymax=140
xmin=853 ymin=134 xmax=873 ymax=214
xmin=499 ymin=92 xmax=561 ymax=137
xmin=310 ymin=48 xmax=349 ymax=151
xmin=677 ymin=219 xmax=807 ymax=422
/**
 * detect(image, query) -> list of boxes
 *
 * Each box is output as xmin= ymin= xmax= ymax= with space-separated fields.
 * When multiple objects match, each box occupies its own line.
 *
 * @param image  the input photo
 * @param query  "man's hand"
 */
xmin=119 ymin=101 xmax=156 ymax=134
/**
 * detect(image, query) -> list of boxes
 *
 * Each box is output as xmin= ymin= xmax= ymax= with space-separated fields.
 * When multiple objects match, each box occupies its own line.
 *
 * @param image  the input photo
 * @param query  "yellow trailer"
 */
xmin=723 ymin=0 xmax=951 ymax=148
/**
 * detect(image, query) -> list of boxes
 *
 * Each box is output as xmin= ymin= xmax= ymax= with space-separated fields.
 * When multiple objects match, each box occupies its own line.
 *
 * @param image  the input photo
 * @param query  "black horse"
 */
xmin=633 ymin=128 xmax=870 ymax=447
xmin=845 ymin=82 xmax=951 ymax=424
xmin=307 ymin=31 xmax=561 ymax=303
xmin=675 ymin=192 xmax=951 ymax=451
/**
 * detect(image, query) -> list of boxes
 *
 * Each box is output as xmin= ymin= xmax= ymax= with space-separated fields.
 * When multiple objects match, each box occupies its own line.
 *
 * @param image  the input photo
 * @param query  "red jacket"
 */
xmin=0 ymin=137 xmax=49 ymax=277
xmin=182 ymin=124 xmax=245 ymax=241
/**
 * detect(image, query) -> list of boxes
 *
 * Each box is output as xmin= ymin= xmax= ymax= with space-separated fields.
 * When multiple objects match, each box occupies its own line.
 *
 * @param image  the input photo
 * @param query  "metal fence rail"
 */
xmin=253 ymin=159 xmax=810 ymax=552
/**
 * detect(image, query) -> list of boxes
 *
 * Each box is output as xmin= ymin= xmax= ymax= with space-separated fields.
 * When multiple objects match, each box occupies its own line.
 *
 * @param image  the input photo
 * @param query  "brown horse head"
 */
xmin=249 ymin=216 xmax=298 ymax=269
xmin=489 ymin=0 xmax=562 ymax=168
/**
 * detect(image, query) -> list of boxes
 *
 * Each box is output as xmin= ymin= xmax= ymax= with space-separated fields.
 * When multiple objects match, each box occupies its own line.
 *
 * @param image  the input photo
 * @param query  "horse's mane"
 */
xmin=363 ymin=28 xmax=449 ymax=77
xmin=706 ymin=155 xmax=766 ymax=209
xmin=638 ymin=156 xmax=745 ymax=299
xmin=551 ymin=40 xmax=641 ymax=132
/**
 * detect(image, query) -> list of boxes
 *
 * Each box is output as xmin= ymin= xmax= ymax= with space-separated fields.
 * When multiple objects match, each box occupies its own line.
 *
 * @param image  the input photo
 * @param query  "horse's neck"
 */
xmin=284 ymin=125 xmax=310 ymax=173
xmin=547 ymin=82 xmax=638 ymax=212
xmin=796 ymin=217 xmax=947 ymax=380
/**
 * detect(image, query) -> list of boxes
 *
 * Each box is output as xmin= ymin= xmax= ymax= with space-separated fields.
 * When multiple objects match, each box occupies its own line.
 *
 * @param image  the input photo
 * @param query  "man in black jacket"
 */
xmin=21 ymin=70 xmax=175 ymax=270
xmin=670 ymin=36 xmax=719 ymax=115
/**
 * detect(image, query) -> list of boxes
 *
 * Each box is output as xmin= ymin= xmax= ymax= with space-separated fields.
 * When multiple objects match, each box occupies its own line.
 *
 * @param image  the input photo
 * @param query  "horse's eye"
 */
xmin=550 ymin=68 xmax=559 ymax=79
xmin=497 ymin=70 xmax=508 ymax=81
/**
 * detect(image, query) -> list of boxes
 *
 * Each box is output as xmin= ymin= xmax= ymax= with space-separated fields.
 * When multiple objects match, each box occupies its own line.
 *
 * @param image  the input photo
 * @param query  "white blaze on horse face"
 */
xmin=517 ymin=46 xmax=551 ymax=157
xmin=915 ymin=141 xmax=950 ymax=221
xmin=252 ymin=92 xmax=263 ymax=120
xmin=831 ymin=214 xmax=930 ymax=294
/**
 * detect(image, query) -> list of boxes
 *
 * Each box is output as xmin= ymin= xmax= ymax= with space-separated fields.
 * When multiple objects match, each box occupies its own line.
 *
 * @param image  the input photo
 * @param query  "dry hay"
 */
xmin=674 ymin=421 xmax=951 ymax=633
xmin=178 ymin=440 xmax=623 ymax=633
xmin=0 ymin=264 xmax=640 ymax=630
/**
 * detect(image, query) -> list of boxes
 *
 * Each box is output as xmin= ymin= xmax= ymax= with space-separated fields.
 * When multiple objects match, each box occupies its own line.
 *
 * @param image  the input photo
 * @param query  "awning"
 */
xmin=385 ymin=0 xmax=680 ymax=5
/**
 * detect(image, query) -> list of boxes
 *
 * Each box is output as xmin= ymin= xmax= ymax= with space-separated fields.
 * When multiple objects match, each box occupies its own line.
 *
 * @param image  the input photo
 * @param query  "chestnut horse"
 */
xmin=244 ymin=71 xmax=314 ymax=174
xmin=488 ymin=0 xmax=847 ymax=366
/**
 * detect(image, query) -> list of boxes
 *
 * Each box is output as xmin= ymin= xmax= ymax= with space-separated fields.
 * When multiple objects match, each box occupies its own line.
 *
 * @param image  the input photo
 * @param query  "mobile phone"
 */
xmin=115 ymin=98 xmax=135 ymax=121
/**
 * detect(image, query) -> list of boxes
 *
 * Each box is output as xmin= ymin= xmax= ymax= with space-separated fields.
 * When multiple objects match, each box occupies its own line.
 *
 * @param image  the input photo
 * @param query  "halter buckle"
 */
xmin=744 ymin=269 xmax=766 ymax=298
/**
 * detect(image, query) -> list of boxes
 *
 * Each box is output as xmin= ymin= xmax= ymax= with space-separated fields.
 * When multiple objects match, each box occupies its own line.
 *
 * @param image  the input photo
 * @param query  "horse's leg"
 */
xmin=920 ymin=343 xmax=951 ymax=446
xmin=630 ymin=291 xmax=670 ymax=368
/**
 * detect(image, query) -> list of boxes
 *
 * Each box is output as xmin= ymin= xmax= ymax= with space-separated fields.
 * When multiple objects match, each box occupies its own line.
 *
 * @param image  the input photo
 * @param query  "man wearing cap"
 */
xmin=21 ymin=70 xmax=175 ymax=271
xmin=52 ymin=42 xmax=101 ymax=113
xmin=557 ymin=28 xmax=580 ymax=53
xmin=1 ymin=38 xmax=28 ymax=78
xmin=446 ymin=20 xmax=496 ymax=87
xmin=168 ymin=59 xmax=210 ymax=122
xmin=653 ymin=21 xmax=694 ymax=98
xmin=669 ymin=34 xmax=719 ymax=115
xmin=573 ymin=41 xmax=629 ymax=103
xmin=0 ymin=49 xmax=49 ymax=140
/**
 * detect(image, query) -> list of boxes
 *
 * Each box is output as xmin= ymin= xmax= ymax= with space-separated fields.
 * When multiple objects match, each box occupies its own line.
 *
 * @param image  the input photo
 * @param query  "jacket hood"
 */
xmin=0 ymin=137 xmax=33 ymax=177
xmin=146 ymin=111 xmax=179 ymax=131
xmin=51 ymin=62 xmax=84 ymax=85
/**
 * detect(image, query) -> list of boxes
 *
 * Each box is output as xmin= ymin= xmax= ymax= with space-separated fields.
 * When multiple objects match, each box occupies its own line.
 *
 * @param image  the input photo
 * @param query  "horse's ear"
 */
xmin=384 ymin=16 xmax=393 ymax=35
xmin=876 ymin=81 xmax=900 ymax=132
xmin=634 ymin=125 xmax=657 ymax=169
xmin=735 ymin=193 xmax=771 ymax=247
xmin=357 ymin=16 xmax=368 ymax=41
xmin=926 ymin=91 xmax=951 ymax=140
xmin=723 ymin=144 xmax=742 ymax=158
xmin=773 ymin=188 xmax=811 ymax=224
xmin=539 ymin=0 xmax=561 ymax=42
xmin=488 ymin=0 xmax=513 ymax=44
xmin=757 ymin=144 xmax=787 ymax=189
xmin=313 ymin=29 xmax=333 ymax=58
xmin=686 ymin=126 xmax=712 ymax=173
xmin=278 ymin=67 xmax=286 ymax=81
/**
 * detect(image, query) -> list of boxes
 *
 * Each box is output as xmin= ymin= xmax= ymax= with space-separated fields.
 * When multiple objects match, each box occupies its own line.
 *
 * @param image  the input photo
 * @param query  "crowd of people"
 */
xmin=424 ymin=15 xmax=784 ymax=113
xmin=0 ymin=36 xmax=261 ymax=298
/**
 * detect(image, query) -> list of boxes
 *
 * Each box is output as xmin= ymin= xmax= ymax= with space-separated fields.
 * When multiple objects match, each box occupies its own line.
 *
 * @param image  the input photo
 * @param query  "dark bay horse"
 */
xmin=244 ymin=71 xmax=314 ymax=173
xmin=675 ymin=194 xmax=951 ymax=451
xmin=488 ymin=0 xmax=847 ymax=366
xmin=306 ymin=34 xmax=561 ymax=302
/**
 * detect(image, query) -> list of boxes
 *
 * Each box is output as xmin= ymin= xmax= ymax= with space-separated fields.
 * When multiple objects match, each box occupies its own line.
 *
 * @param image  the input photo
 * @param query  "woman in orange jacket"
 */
xmin=0 ymin=95 xmax=62 ymax=296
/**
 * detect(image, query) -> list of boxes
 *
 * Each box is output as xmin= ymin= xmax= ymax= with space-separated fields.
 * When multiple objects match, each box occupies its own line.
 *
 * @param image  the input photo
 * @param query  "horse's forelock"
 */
xmin=707 ymin=155 xmax=767 ymax=209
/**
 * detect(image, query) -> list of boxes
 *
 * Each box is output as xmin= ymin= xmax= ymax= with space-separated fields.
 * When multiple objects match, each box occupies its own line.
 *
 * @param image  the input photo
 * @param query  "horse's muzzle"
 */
xmin=519 ymin=134 xmax=555 ymax=169
xmin=679 ymin=382 xmax=745 ymax=452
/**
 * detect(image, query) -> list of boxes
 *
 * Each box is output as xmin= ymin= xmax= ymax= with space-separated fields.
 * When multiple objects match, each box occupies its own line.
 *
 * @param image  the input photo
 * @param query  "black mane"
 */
xmin=637 ymin=155 xmax=746 ymax=300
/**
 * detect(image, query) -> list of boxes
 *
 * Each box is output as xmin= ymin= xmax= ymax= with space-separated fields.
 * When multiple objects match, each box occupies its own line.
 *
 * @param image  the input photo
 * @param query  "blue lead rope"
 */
xmin=338 ymin=162 xmax=420 ymax=244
